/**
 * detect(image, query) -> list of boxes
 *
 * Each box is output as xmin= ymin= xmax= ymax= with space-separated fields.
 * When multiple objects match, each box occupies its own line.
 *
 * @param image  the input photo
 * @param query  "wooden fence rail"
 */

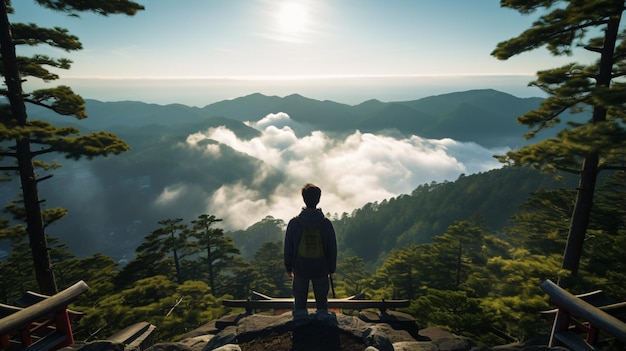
xmin=223 ymin=291 xmax=410 ymax=314
xmin=540 ymin=279 xmax=626 ymax=350
xmin=0 ymin=280 xmax=88 ymax=351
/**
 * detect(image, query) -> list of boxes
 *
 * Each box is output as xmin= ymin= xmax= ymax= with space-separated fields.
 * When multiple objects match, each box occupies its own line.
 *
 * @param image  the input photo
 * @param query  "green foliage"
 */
xmin=224 ymin=257 xmax=260 ymax=299
xmin=252 ymin=241 xmax=290 ymax=297
xmin=334 ymin=256 xmax=368 ymax=297
xmin=58 ymin=254 xmax=119 ymax=304
xmin=115 ymin=252 xmax=175 ymax=290
xmin=189 ymin=214 xmax=241 ymax=295
xmin=334 ymin=167 xmax=577 ymax=263
xmin=75 ymin=276 xmax=227 ymax=343
xmin=578 ymin=171 xmax=626 ymax=299
xmin=0 ymin=238 xmax=37 ymax=302
xmin=31 ymin=0 xmax=144 ymax=16
xmin=230 ymin=216 xmax=285 ymax=259
xmin=137 ymin=218 xmax=188 ymax=284
xmin=505 ymin=188 xmax=574 ymax=255
xmin=370 ymin=245 xmax=423 ymax=300
xmin=410 ymin=289 xmax=497 ymax=345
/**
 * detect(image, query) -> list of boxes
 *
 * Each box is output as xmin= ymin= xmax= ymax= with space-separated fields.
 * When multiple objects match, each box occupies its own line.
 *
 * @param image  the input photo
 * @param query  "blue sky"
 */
xmin=9 ymin=1 xmax=600 ymax=230
xmin=12 ymin=1 xmax=595 ymax=106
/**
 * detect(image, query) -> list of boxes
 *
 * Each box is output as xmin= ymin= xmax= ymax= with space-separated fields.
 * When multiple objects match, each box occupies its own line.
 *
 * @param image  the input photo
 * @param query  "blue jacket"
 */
xmin=284 ymin=208 xmax=337 ymax=279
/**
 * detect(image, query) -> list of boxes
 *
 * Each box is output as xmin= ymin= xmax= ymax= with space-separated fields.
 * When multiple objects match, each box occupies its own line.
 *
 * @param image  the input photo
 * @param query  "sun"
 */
xmin=276 ymin=2 xmax=309 ymax=39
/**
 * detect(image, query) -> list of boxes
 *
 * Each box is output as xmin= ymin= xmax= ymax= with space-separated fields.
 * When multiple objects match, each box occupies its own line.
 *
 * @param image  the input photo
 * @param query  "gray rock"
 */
xmin=419 ymin=327 xmax=457 ymax=341
xmin=393 ymin=341 xmax=438 ymax=351
xmin=359 ymin=310 xmax=419 ymax=335
xmin=236 ymin=312 xmax=292 ymax=337
xmin=177 ymin=335 xmax=214 ymax=351
xmin=431 ymin=336 xmax=477 ymax=351
xmin=362 ymin=325 xmax=393 ymax=351
xmin=210 ymin=345 xmax=241 ymax=351
xmin=180 ymin=321 xmax=219 ymax=339
xmin=145 ymin=343 xmax=192 ymax=351
xmin=60 ymin=341 xmax=125 ymax=351
xmin=201 ymin=325 xmax=237 ymax=351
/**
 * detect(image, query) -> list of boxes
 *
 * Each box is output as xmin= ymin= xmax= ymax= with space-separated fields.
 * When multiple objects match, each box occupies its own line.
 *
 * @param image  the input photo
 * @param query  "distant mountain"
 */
xmin=198 ymin=89 xmax=544 ymax=147
xmin=26 ymin=89 xmax=546 ymax=148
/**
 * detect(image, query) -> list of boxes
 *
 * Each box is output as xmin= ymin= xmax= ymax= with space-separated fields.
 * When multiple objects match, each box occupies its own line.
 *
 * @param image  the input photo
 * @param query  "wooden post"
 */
xmin=54 ymin=309 xmax=73 ymax=348
xmin=549 ymin=309 xmax=571 ymax=347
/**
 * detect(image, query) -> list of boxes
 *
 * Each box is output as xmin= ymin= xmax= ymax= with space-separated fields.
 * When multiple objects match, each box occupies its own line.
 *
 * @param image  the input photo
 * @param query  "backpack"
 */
xmin=296 ymin=216 xmax=325 ymax=259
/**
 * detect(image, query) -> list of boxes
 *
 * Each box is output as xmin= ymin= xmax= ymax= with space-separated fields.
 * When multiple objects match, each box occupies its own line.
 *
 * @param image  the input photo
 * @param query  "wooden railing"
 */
xmin=0 ymin=281 xmax=89 ymax=351
xmin=223 ymin=291 xmax=410 ymax=314
xmin=540 ymin=279 xmax=626 ymax=350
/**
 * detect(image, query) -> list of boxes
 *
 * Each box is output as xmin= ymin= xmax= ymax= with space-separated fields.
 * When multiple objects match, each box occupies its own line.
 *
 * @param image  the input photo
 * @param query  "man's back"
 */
xmin=284 ymin=208 xmax=337 ymax=279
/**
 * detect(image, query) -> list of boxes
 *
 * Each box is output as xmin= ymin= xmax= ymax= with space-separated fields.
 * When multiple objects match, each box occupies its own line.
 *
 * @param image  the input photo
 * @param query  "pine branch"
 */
xmin=553 ymin=165 xmax=581 ymax=174
xmin=598 ymin=164 xmax=626 ymax=171
xmin=30 ymin=147 xmax=55 ymax=157
xmin=36 ymin=174 xmax=53 ymax=183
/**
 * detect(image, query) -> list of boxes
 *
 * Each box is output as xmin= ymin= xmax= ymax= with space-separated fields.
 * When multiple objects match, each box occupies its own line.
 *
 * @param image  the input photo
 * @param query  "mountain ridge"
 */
xmin=25 ymin=88 xmax=546 ymax=148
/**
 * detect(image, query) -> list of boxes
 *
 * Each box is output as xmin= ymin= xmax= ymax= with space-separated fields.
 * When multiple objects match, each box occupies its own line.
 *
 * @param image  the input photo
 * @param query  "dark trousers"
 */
xmin=292 ymin=274 xmax=329 ymax=311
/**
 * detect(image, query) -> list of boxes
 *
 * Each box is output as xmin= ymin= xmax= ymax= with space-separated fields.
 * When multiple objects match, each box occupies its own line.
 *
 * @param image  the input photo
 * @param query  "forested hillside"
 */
xmin=333 ymin=166 xmax=579 ymax=264
xmin=228 ymin=166 xmax=579 ymax=265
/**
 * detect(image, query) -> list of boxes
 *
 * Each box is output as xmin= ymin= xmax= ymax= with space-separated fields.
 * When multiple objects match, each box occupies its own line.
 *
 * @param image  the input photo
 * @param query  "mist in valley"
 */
xmin=5 ymin=104 xmax=510 ymax=261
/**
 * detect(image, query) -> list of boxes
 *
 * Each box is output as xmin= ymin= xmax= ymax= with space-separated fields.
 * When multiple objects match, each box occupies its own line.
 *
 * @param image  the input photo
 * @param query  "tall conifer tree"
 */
xmin=0 ymin=0 xmax=143 ymax=294
xmin=492 ymin=0 xmax=626 ymax=286
xmin=189 ymin=214 xmax=240 ymax=294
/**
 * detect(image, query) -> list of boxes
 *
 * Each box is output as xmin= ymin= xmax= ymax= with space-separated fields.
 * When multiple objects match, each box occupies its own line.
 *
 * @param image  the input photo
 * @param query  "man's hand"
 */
xmin=288 ymin=271 xmax=294 ymax=278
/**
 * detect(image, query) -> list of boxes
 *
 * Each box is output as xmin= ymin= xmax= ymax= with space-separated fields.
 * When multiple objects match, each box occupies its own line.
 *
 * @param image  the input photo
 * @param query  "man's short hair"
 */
xmin=302 ymin=183 xmax=321 ymax=208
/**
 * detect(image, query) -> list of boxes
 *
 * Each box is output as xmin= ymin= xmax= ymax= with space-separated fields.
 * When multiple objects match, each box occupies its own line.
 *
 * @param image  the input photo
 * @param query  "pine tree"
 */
xmin=226 ymin=257 xmax=259 ymax=299
xmin=137 ymin=218 xmax=189 ymax=284
xmin=0 ymin=0 xmax=143 ymax=294
xmin=492 ymin=0 xmax=626 ymax=286
xmin=189 ymin=214 xmax=240 ymax=295
xmin=506 ymin=188 xmax=575 ymax=256
xmin=336 ymin=256 xmax=368 ymax=297
xmin=372 ymin=245 xmax=423 ymax=299
xmin=252 ymin=241 xmax=290 ymax=296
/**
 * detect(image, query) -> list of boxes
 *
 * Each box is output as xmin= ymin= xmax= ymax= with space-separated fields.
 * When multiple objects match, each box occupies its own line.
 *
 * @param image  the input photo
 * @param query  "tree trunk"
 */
xmin=207 ymin=245 xmax=215 ymax=294
xmin=559 ymin=12 xmax=620 ymax=288
xmin=456 ymin=241 xmax=462 ymax=290
xmin=0 ymin=2 xmax=57 ymax=294
xmin=560 ymin=152 xmax=598 ymax=287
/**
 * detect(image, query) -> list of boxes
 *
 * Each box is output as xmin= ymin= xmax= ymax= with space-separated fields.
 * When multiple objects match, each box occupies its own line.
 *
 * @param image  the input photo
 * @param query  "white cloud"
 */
xmin=188 ymin=112 xmax=508 ymax=230
xmin=184 ymin=132 xmax=222 ymax=156
xmin=155 ymin=183 xmax=187 ymax=206
xmin=248 ymin=112 xmax=294 ymax=130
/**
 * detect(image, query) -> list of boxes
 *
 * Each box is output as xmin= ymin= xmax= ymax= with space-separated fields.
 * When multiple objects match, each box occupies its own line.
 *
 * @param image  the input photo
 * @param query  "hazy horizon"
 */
xmin=25 ymin=74 xmax=546 ymax=108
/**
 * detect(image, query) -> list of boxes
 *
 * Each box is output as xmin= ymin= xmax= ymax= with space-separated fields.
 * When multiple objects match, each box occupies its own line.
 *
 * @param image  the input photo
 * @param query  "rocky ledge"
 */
xmin=61 ymin=310 xmax=565 ymax=351
xmin=136 ymin=310 xmax=564 ymax=351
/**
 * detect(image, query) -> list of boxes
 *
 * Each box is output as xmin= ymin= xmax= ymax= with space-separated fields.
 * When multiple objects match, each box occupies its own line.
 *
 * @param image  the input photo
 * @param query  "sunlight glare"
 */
xmin=276 ymin=2 xmax=309 ymax=39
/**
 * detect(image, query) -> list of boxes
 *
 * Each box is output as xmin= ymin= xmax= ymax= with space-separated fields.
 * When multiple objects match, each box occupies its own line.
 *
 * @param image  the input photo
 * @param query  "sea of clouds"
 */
xmin=178 ymin=111 xmax=509 ymax=230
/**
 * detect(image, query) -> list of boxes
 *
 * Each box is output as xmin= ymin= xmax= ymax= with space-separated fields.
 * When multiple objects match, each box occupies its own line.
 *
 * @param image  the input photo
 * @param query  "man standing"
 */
xmin=284 ymin=183 xmax=337 ymax=315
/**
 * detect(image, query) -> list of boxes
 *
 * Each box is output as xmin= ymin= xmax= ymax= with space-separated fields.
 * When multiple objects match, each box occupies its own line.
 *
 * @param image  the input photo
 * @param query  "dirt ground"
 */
xmin=238 ymin=322 xmax=367 ymax=351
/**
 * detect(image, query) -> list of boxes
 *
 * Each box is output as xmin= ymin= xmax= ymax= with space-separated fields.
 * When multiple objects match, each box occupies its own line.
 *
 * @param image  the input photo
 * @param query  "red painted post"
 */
xmin=19 ymin=324 xmax=32 ymax=346
xmin=54 ymin=309 xmax=73 ymax=348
